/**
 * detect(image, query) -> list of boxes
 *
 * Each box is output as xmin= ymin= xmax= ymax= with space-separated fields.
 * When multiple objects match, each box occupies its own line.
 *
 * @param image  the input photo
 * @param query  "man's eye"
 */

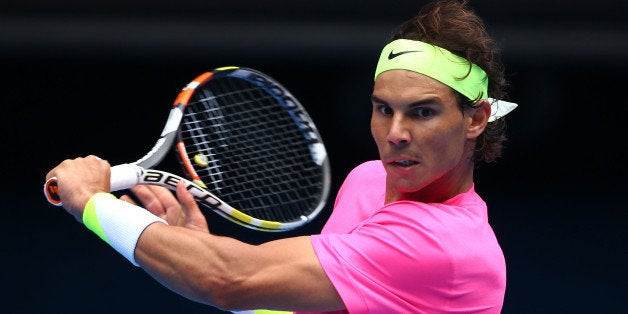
xmin=378 ymin=105 xmax=393 ymax=115
xmin=415 ymin=108 xmax=434 ymax=118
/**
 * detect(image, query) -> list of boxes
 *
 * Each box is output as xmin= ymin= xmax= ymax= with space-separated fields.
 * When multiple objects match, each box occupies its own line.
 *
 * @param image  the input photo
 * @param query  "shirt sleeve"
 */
xmin=310 ymin=203 xmax=453 ymax=313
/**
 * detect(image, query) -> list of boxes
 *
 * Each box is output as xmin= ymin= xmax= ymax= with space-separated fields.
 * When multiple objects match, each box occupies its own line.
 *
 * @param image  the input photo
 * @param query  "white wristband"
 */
xmin=82 ymin=193 xmax=168 ymax=266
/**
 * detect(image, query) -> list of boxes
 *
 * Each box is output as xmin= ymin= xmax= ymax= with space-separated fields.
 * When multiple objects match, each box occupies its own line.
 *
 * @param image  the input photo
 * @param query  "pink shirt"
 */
xmin=298 ymin=160 xmax=506 ymax=314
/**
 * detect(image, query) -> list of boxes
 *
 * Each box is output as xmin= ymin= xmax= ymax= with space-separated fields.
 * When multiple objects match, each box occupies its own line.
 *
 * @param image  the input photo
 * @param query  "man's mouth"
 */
xmin=389 ymin=159 xmax=419 ymax=167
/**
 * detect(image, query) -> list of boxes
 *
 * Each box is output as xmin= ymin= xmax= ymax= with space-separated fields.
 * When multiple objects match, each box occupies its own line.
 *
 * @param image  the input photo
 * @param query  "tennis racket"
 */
xmin=44 ymin=66 xmax=331 ymax=232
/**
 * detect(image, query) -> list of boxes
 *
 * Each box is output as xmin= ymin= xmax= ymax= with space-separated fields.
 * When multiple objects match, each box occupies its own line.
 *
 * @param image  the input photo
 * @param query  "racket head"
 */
xmin=174 ymin=66 xmax=331 ymax=232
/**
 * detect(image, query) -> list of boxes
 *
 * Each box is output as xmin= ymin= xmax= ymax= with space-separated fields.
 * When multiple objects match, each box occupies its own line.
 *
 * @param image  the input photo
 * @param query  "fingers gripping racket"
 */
xmin=44 ymin=66 xmax=331 ymax=232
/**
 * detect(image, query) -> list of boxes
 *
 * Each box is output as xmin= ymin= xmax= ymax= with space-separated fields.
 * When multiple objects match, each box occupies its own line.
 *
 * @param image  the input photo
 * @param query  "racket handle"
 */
xmin=109 ymin=164 xmax=143 ymax=191
xmin=43 ymin=177 xmax=63 ymax=206
xmin=43 ymin=164 xmax=144 ymax=206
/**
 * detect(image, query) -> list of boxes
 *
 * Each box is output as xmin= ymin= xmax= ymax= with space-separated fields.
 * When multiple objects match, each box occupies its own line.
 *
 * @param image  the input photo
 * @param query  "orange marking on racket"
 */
xmin=173 ymin=72 xmax=214 ymax=106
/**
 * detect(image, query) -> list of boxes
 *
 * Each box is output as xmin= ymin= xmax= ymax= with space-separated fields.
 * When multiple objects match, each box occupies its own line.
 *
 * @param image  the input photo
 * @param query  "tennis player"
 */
xmin=45 ymin=1 xmax=516 ymax=313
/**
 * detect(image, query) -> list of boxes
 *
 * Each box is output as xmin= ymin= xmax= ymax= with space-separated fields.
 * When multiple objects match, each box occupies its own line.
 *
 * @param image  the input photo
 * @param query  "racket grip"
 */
xmin=43 ymin=177 xmax=63 ymax=206
xmin=109 ymin=163 xmax=143 ymax=191
xmin=43 ymin=164 xmax=144 ymax=206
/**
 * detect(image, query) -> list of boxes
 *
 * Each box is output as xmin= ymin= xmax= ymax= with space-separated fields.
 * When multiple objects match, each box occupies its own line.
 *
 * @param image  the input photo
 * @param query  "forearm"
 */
xmin=73 ymin=190 xmax=341 ymax=311
xmin=135 ymin=223 xmax=253 ymax=308
xmin=135 ymin=224 xmax=344 ymax=312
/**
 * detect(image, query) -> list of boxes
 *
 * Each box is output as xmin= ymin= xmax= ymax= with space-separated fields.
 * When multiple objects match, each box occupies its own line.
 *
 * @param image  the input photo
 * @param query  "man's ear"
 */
xmin=466 ymin=100 xmax=491 ymax=139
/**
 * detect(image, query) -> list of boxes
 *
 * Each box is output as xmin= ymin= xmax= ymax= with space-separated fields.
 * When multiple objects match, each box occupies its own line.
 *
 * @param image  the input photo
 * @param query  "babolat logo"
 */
xmin=45 ymin=180 xmax=61 ymax=204
xmin=47 ymin=182 xmax=59 ymax=200
xmin=236 ymin=69 xmax=322 ymax=145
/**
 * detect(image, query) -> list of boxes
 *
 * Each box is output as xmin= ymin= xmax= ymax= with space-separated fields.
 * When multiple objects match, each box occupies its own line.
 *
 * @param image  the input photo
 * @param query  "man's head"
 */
xmin=371 ymin=68 xmax=491 ymax=203
xmin=381 ymin=0 xmax=509 ymax=164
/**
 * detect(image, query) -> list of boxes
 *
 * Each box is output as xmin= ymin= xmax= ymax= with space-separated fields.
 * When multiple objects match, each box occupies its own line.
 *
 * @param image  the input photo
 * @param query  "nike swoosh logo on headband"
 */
xmin=388 ymin=50 xmax=421 ymax=60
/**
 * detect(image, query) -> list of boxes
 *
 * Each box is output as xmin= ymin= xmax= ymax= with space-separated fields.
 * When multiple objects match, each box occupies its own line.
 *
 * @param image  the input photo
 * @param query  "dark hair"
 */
xmin=389 ymin=0 xmax=508 ymax=163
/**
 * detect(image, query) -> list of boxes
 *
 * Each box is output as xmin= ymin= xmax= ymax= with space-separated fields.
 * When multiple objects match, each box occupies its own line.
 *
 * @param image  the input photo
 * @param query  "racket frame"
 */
xmin=44 ymin=67 xmax=330 ymax=232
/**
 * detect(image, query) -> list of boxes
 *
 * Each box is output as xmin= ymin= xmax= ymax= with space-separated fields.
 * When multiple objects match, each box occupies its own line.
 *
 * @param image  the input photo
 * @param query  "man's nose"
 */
xmin=386 ymin=115 xmax=411 ymax=145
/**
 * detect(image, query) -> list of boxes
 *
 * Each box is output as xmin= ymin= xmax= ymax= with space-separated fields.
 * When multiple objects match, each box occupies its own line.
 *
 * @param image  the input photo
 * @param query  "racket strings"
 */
xmin=180 ymin=76 xmax=325 ymax=222
xmin=186 ymin=89 xmax=314 ymax=178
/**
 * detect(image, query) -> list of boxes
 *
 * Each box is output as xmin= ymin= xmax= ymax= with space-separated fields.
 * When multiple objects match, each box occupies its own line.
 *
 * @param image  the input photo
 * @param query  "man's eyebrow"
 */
xmin=371 ymin=95 xmax=438 ymax=107
xmin=371 ymin=95 xmax=388 ymax=105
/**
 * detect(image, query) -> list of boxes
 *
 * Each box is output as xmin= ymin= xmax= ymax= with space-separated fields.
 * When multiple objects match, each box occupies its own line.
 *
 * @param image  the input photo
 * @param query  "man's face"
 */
xmin=371 ymin=70 xmax=476 ymax=202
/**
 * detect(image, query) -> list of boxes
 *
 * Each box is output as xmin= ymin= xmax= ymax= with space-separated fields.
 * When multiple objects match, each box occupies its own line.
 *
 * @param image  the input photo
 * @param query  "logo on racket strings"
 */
xmin=236 ymin=69 xmax=327 ymax=164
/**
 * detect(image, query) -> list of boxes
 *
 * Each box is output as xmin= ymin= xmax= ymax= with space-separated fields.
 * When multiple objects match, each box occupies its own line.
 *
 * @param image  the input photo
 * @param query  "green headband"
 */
xmin=374 ymin=39 xmax=488 ymax=101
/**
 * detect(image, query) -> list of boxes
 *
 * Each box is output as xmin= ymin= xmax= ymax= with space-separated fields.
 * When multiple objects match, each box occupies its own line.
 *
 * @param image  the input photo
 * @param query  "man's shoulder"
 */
xmin=348 ymin=160 xmax=385 ymax=178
